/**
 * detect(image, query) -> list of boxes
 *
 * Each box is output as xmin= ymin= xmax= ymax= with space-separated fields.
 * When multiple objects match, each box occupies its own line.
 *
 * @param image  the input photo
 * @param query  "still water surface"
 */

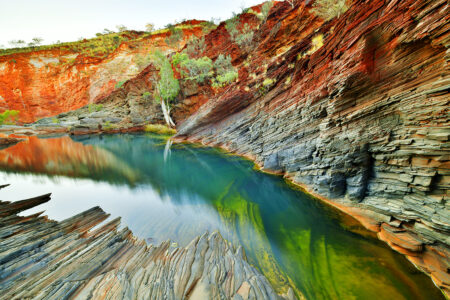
xmin=0 ymin=134 xmax=443 ymax=299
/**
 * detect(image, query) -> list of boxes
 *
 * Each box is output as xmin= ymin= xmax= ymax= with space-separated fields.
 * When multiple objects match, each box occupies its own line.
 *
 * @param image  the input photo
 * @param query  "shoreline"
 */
xmin=1 ymin=126 xmax=448 ymax=298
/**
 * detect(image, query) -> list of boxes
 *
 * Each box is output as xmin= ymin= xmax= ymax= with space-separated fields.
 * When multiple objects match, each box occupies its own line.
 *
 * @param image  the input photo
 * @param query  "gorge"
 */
xmin=0 ymin=0 xmax=449 ymax=299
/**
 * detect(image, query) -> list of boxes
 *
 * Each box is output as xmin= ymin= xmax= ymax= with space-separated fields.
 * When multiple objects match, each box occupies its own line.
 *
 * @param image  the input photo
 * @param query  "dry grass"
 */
xmin=144 ymin=124 xmax=177 ymax=135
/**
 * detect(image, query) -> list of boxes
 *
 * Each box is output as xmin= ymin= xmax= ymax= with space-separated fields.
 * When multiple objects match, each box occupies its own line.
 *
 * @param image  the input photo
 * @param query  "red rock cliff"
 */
xmin=177 ymin=0 xmax=450 ymax=295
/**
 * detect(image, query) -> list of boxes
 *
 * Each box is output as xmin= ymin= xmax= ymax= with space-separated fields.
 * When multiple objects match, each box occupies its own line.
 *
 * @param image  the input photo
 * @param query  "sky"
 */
xmin=0 ymin=0 xmax=264 ymax=48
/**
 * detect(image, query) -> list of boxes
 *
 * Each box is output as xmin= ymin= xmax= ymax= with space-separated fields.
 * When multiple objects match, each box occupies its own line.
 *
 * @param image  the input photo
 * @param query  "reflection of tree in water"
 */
xmin=2 ymin=133 xmax=443 ymax=300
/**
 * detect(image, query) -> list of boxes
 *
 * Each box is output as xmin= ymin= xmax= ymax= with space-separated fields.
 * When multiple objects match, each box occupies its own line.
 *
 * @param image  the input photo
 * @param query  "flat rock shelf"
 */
xmin=0 ymin=186 xmax=293 ymax=300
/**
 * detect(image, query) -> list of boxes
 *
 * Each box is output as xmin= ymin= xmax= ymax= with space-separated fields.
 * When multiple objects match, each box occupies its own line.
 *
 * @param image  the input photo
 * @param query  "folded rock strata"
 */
xmin=176 ymin=0 xmax=450 ymax=295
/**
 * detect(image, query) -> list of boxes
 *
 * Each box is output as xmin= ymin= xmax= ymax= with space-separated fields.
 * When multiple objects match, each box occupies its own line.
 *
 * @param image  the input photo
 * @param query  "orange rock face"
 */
xmin=0 ymin=25 xmax=205 ymax=123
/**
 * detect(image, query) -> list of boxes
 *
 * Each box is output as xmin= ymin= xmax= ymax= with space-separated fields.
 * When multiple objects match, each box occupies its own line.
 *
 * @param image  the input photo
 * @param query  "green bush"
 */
xmin=311 ymin=0 xmax=348 ymax=21
xmin=212 ymin=71 xmax=238 ymax=88
xmin=0 ymin=110 xmax=19 ymax=125
xmin=259 ymin=1 xmax=274 ymax=20
xmin=88 ymin=103 xmax=103 ymax=113
xmin=180 ymin=56 xmax=213 ymax=83
xmin=142 ymin=91 xmax=152 ymax=101
xmin=103 ymin=121 xmax=116 ymax=131
xmin=171 ymin=52 xmax=189 ymax=72
xmin=165 ymin=27 xmax=184 ymax=47
xmin=115 ymin=80 xmax=126 ymax=89
xmin=211 ymin=54 xmax=238 ymax=87
xmin=235 ymin=24 xmax=254 ymax=48
xmin=185 ymin=36 xmax=206 ymax=57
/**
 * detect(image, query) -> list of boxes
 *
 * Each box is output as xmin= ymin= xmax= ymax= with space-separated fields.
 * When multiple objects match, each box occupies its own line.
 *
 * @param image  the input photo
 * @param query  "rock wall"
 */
xmin=177 ymin=0 xmax=450 ymax=294
xmin=0 ymin=24 xmax=205 ymax=123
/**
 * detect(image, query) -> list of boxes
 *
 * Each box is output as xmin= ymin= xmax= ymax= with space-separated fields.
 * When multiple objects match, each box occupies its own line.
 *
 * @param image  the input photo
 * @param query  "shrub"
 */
xmin=171 ymin=52 xmax=189 ymax=72
xmin=259 ymin=1 xmax=274 ymax=20
xmin=165 ymin=27 xmax=184 ymax=47
xmin=51 ymin=117 xmax=60 ymax=124
xmin=310 ymin=0 xmax=348 ymax=21
xmin=185 ymin=36 xmax=206 ymax=57
xmin=225 ymin=15 xmax=240 ymax=41
xmin=0 ymin=110 xmax=19 ymax=125
xmin=180 ymin=56 xmax=213 ymax=83
xmin=258 ymin=78 xmax=276 ymax=95
xmin=144 ymin=124 xmax=177 ymax=135
xmin=115 ymin=80 xmax=126 ymax=89
xmin=142 ymin=91 xmax=152 ymax=101
xmin=211 ymin=54 xmax=238 ymax=87
xmin=213 ymin=54 xmax=233 ymax=76
xmin=235 ymin=24 xmax=254 ymax=49
xmin=88 ymin=103 xmax=103 ymax=113
xmin=103 ymin=121 xmax=116 ymax=131
xmin=212 ymin=71 xmax=238 ymax=88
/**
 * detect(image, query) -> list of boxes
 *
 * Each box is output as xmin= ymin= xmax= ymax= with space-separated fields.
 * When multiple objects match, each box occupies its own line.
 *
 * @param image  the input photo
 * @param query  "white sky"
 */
xmin=0 ymin=0 xmax=264 ymax=47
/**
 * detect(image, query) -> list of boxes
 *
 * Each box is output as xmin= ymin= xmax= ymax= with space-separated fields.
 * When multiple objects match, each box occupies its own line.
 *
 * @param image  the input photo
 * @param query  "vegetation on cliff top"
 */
xmin=0 ymin=21 xmax=215 ymax=59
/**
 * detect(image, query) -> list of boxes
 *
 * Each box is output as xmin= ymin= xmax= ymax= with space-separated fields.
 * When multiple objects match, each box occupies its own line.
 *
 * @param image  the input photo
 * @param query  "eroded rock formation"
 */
xmin=0 ymin=22 xmax=207 ymax=123
xmin=176 ymin=0 xmax=450 ymax=295
xmin=0 ymin=186 xmax=294 ymax=300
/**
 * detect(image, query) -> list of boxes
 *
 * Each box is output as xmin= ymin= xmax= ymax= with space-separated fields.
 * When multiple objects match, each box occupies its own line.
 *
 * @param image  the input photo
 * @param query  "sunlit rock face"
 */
xmin=0 ymin=23 xmax=205 ymax=123
xmin=176 ymin=0 xmax=450 ymax=294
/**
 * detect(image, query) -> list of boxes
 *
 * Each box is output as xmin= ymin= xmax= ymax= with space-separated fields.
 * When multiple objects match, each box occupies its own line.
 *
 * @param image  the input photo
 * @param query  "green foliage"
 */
xmin=103 ymin=121 xmax=117 ymax=131
xmin=259 ymin=1 xmax=274 ymax=20
xmin=171 ymin=52 xmax=189 ymax=72
xmin=211 ymin=54 xmax=238 ymax=88
xmin=165 ymin=27 xmax=184 ymax=47
xmin=214 ymin=54 xmax=233 ymax=76
xmin=225 ymin=16 xmax=254 ymax=51
xmin=152 ymin=50 xmax=180 ymax=102
xmin=225 ymin=15 xmax=240 ymax=41
xmin=185 ymin=36 xmax=206 ymax=57
xmin=0 ymin=110 xmax=19 ymax=125
xmin=144 ymin=124 xmax=177 ymax=135
xmin=212 ymin=71 xmax=238 ymax=88
xmin=142 ymin=91 xmax=152 ymax=101
xmin=115 ymin=80 xmax=126 ymax=89
xmin=235 ymin=24 xmax=254 ymax=49
xmin=51 ymin=117 xmax=60 ymax=124
xmin=180 ymin=56 xmax=213 ymax=83
xmin=311 ymin=0 xmax=348 ymax=21
xmin=1 ymin=31 xmax=133 ymax=58
xmin=258 ymin=78 xmax=276 ymax=95
xmin=88 ymin=103 xmax=103 ymax=113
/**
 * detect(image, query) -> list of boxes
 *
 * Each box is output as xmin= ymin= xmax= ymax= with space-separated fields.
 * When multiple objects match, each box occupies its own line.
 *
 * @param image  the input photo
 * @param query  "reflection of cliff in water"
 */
xmin=0 ymin=135 xmax=139 ymax=184
xmin=0 ymin=134 xmax=443 ymax=300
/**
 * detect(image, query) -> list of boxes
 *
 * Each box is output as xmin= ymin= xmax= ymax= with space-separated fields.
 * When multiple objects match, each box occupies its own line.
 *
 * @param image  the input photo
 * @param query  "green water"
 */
xmin=0 ymin=134 xmax=444 ymax=299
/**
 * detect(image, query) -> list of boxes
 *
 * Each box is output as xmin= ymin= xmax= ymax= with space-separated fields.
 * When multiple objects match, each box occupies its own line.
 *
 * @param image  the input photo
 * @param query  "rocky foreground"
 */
xmin=0 ymin=186 xmax=295 ymax=300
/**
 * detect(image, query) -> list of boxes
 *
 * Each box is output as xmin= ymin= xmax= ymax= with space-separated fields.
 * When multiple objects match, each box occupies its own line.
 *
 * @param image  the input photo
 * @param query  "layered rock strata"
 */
xmin=0 ymin=186 xmax=294 ymax=300
xmin=177 ymin=0 xmax=450 ymax=295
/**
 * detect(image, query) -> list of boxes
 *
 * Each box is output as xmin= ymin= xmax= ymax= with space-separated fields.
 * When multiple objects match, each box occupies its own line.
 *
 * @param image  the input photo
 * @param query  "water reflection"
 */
xmin=0 ymin=134 xmax=444 ymax=300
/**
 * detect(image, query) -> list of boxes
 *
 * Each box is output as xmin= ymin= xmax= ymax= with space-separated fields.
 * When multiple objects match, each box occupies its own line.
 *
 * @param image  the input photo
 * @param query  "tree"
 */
xmin=152 ymin=50 xmax=180 ymax=127
xmin=9 ymin=40 xmax=25 ymax=47
xmin=116 ymin=24 xmax=128 ymax=32
xmin=103 ymin=28 xmax=114 ymax=34
xmin=145 ymin=23 xmax=155 ymax=32
xmin=31 ymin=37 xmax=43 ymax=46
